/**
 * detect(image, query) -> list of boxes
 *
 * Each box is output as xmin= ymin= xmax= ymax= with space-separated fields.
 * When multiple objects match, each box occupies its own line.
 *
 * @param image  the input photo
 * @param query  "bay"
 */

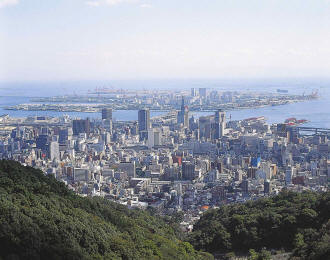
xmin=0 ymin=79 xmax=329 ymax=128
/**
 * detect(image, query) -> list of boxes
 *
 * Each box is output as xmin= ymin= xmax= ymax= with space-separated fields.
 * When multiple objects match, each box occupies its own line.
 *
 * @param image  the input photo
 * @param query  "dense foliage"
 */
xmin=0 ymin=160 xmax=212 ymax=260
xmin=189 ymin=190 xmax=330 ymax=259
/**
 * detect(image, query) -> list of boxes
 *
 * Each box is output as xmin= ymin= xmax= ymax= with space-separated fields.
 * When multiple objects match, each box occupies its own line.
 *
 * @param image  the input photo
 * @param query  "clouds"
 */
xmin=86 ymin=1 xmax=101 ymax=7
xmin=0 ymin=0 xmax=18 ymax=8
xmin=2 ymin=0 xmax=330 ymax=81
xmin=140 ymin=3 xmax=152 ymax=8
xmin=86 ymin=0 xmax=146 ymax=7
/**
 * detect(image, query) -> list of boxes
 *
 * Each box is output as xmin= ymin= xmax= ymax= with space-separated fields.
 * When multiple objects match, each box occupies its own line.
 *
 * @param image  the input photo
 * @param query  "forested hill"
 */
xmin=189 ymin=190 xmax=330 ymax=259
xmin=0 ymin=160 xmax=213 ymax=260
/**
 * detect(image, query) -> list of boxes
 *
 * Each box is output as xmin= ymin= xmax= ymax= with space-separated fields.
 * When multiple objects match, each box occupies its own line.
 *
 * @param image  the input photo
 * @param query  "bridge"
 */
xmin=290 ymin=126 xmax=330 ymax=136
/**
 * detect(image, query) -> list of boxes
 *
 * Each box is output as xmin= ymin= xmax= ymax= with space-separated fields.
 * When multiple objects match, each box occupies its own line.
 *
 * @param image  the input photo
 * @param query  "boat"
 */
xmin=277 ymin=89 xmax=289 ymax=93
xmin=244 ymin=116 xmax=266 ymax=122
xmin=284 ymin=118 xmax=308 ymax=126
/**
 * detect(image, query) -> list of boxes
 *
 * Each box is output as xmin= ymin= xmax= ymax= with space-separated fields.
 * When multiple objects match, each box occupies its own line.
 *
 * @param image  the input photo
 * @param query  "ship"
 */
xmin=243 ymin=116 xmax=266 ymax=122
xmin=277 ymin=89 xmax=289 ymax=93
xmin=284 ymin=118 xmax=308 ymax=126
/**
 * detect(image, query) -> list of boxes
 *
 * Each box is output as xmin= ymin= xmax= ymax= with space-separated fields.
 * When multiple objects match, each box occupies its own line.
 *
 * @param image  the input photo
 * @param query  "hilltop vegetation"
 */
xmin=189 ymin=190 xmax=330 ymax=259
xmin=0 ymin=160 xmax=212 ymax=260
xmin=1 ymin=159 xmax=329 ymax=260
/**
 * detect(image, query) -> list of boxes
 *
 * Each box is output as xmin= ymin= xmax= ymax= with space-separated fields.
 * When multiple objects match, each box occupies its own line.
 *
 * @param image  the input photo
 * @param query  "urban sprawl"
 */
xmin=0 ymin=87 xmax=328 ymax=232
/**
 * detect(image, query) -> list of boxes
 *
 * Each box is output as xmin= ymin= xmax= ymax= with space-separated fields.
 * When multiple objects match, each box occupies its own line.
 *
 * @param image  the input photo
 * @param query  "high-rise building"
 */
xmin=59 ymin=128 xmax=72 ymax=144
xmin=215 ymin=109 xmax=226 ymax=124
xmin=36 ymin=135 xmax=49 ymax=151
xmin=49 ymin=141 xmax=60 ymax=161
xmin=41 ymin=127 xmax=49 ymax=135
xmin=191 ymin=88 xmax=197 ymax=97
xmin=118 ymin=161 xmax=136 ymax=178
xmin=214 ymin=109 xmax=226 ymax=139
xmin=264 ymin=180 xmax=271 ymax=194
xmin=147 ymin=129 xmax=161 ymax=148
xmin=241 ymin=179 xmax=249 ymax=193
xmin=199 ymin=88 xmax=207 ymax=98
xmin=285 ymin=167 xmax=293 ymax=185
xmin=101 ymin=108 xmax=113 ymax=134
xmin=138 ymin=109 xmax=150 ymax=132
xmin=177 ymin=97 xmax=189 ymax=128
xmin=101 ymin=108 xmax=112 ymax=120
xmin=138 ymin=109 xmax=150 ymax=141
xmin=102 ymin=119 xmax=113 ymax=134
xmin=101 ymin=132 xmax=111 ymax=144
xmin=182 ymin=161 xmax=195 ymax=180
xmin=73 ymin=119 xmax=90 ymax=136
xmin=199 ymin=116 xmax=212 ymax=140
xmin=131 ymin=122 xmax=139 ymax=136
xmin=73 ymin=168 xmax=91 ymax=182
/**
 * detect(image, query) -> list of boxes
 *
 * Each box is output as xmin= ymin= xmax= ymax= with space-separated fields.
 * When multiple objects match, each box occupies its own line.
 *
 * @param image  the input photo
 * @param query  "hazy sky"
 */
xmin=1 ymin=0 xmax=330 ymax=81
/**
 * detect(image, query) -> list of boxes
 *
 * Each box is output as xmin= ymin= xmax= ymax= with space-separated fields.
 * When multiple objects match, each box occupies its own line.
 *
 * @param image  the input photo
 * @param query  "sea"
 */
xmin=0 ymin=79 xmax=329 ymax=128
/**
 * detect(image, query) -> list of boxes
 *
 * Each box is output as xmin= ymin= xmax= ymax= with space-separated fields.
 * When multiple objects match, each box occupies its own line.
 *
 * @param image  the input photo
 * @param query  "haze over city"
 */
xmin=1 ymin=0 xmax=330 ymax=81
xmin=0 ymin=1 xmax=329 ymax=260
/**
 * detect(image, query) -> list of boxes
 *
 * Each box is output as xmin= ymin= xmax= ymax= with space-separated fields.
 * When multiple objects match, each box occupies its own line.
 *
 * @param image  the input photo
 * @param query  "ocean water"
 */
xmin=0 ymin=79 xmax=329 ymax=128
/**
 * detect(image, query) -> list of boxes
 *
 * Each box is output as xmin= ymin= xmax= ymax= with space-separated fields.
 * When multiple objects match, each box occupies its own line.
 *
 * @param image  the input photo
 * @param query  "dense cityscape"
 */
xmin=0 ymin=88 xmax=328 ymax=234
xmin=5 ymin=87 xmax=318 ymax=113
xmin=1 ymin=0 xmax=330 ymax=258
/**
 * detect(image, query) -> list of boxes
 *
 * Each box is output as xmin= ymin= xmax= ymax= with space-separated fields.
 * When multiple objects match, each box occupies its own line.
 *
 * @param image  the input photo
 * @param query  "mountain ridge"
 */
xmin=0 ymin=160 xmax=212 ymax=260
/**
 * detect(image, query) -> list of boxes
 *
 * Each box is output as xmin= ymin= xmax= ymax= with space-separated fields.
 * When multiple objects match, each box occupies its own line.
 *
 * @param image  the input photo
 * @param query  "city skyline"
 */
xmin=1 ymin=0 xmax=330 ymax=81
xmin=0 ymin=1 xmax=329 ymax=259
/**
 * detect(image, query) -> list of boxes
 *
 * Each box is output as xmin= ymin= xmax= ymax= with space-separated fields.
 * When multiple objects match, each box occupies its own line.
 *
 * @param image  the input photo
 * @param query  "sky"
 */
xmin=0 ymin=0 xmax=330 ymax=81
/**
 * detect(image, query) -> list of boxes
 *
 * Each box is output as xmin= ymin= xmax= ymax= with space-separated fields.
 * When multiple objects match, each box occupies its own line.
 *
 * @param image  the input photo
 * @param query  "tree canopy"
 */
xmin=189 ymin=190 xmax=330 ymax=259
xmin=0 ymin=160 xmax=212 ymax=260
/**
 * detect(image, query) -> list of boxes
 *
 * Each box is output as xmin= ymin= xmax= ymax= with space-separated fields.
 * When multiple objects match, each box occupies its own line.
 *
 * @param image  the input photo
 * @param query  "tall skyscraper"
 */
xmin=215 ymin=109 xmax=226 ymax=124
xmin=182 ymin=161 xmax=195 ymax=180
xmin=101 ymin=108 xmax=112 ymax=120
xmin=241 ymin=179 xmax=249 ymax=193
xmin=191 ymin=88 xmax=197 ymax=97
xmin=101 ymin=108 xmax=113 ymax=134
xmin=59 ymin=128 xmax=72 ymax=144
xmin=285 ymin=167 xmax=293 ymax=185
xmin=49 ymin=141 xmax=60 ymax=161
xmin=199 ymin=116 xmax=212 ymax=140
xmin=177 ymin=96 xmax=189 ymax=128
xmin=138 ymin=109 xmax=150 ymax=132
xmin=199 ymin=88 xmax=207 ymax=98
xmin=264 ymin=180 xmax=271 ymax=194
xmin=138 ymin=109 xmax=150 ymax=141
xmin=214 ymin=109 xmax=226 ymax=139
xmin=147 ymin=129 xmax=161 ymax=148
xmin=73 ymin=119 xmax=90 ymax=136
xmin=36 ymin=134 xmax=49 ymax=151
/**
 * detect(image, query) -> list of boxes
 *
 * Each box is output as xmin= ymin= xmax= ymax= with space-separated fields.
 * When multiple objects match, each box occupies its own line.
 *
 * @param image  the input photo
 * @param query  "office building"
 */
xmin=49 ymin=141 xmax=60 ymax=161
xmin=177 ymin=97 xmax=189 ymax=128
xmin=118 ymin=161 xmax=136 ymax=178
xmin=241 ymin=179 xmax=249 ymax=193
xmin=59 ymin=128 xmax=72 ymax=144
xmin=199 ymin=116 xmax=212 ymax=140
xmin=147 ymin=129 xmax=161 ymax=148
xmin=285 ymin=167 xmax=293 ymax=185
xmin=36 ymin=135 xmax=49 ymax=151
xmin=138 ymin=109 xmax=150 ymax=141
xmin=101 ymin=108 xmax=113 ymax=134
xmin=214 ymin=109 xmax=226 ymax=139
xmin=73 ymin=119 xmax=90 ymax=136
xmin=191 ymin=88 xmax=197 ymax=97
xmin=101 ymin=108 xmax=112 ymax=120
xmin=199 ymin=88 xmax=207 ymax=98
xmin=182 ymin=161 xmax=195 ymax=180
xmin=264 ymin=180 xmax=271 ymax=194
xmin=138 ymin=109 xmax=150 ymax=132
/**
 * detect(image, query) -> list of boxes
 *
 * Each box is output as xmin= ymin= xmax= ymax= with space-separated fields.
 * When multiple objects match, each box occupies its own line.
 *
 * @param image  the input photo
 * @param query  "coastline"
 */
xmin=3 ymin=97 xmax=313 ymax=113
